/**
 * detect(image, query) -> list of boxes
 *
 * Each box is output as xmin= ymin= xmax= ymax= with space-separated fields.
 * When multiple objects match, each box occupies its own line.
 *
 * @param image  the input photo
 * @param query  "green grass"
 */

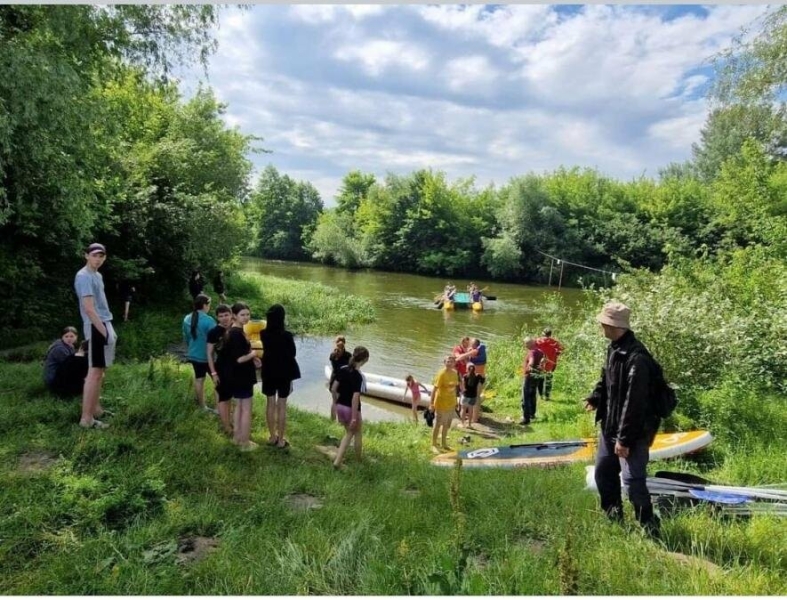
xmin=1 ymin=357 xmax=785 ymax=594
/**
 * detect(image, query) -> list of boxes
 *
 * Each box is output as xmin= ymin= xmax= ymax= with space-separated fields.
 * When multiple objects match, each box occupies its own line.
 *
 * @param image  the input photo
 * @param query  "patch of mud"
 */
xmin=285 ymin=493 xmax=324 ymax=511
xmin=663 ymin=550 xmax=723 ymax=575
xmin=18 ymin=451 xmax=59 ymax=473
xmin=175 ymin=536 xmax=219 ymax=566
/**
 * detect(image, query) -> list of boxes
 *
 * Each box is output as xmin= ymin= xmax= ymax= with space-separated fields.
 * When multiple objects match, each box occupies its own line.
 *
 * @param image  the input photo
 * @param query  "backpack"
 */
xmin=641 ymin=349 xmax=678 ymax=419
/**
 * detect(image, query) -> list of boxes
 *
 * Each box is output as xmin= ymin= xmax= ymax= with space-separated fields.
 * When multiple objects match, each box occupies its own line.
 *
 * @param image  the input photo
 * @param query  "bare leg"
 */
xmin=412 ymin=401 xmax=419 ymax=424
xmin=265 ymin=395 xmax=277 ymax=443
xmin=232 ymin=399 xmax=242 ymax=445
xmin=123 ymin=301 xmax=130 ymax=322
xmin=276 ymin=398 xmax=288 ymax=446
xmin=218 ymin=400 xmax=232 ymax=435
xmin=236 ymin=397 xmax=253 ymax=447
xmin=81 ymin=368 xmax=105 ymax=425
xmin=333 ymin=426 xmax=354 ymax=468
xmin=194 ymin=377 xmax=206 ymax=408
xmin=353 ymin=422 xmax=363 ymax=460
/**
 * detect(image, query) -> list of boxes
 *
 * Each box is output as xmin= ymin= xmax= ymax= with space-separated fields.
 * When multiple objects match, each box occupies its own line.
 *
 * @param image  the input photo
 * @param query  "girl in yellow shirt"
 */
xmin=430 ymin=355 xmax=462 ymax=453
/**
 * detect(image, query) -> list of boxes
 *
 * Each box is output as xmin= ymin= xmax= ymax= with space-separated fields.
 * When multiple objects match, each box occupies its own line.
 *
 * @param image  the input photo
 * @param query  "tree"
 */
xmin=249 ymin=166 xmax=323 ymax=260
xmin=335 ymin=170 xmax=376 ymax=215
xmin=712 ymin=6 xmax=787 ymax=105
xmin=691 ymin=104 xmax=787 ymax=181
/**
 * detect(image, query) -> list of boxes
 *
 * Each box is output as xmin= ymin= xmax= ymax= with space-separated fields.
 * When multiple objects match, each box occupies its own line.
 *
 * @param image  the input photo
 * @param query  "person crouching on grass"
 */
xmin=330 ymin=346 xmax=369 ymax=469
xmin=224 ymin=302 xmax=261 ymax=451
xmin=430 ymin=355 xmax=462 ymax=454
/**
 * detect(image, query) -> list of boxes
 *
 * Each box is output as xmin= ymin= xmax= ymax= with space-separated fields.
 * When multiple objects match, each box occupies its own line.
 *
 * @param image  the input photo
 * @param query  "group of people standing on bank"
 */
xmin=48 ymin=241 xmax=661 ymax=535
xmin=182 ymin=296 xmax=301 ymax=451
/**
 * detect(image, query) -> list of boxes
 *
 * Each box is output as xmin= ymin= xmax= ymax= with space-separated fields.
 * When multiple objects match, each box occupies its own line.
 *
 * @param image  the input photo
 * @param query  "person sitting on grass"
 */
xmin=330 ymin=345 xmax=369 ymax=469
xmin=430 ymin=355 xmax=462 ymax=454
xmin=43 ymin=326 xmax=89 ymax=397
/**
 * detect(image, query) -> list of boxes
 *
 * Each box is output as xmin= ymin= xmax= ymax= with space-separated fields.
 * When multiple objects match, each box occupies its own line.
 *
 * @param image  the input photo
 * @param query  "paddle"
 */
xmin=483 ymin=295 xmax=497 ymax=301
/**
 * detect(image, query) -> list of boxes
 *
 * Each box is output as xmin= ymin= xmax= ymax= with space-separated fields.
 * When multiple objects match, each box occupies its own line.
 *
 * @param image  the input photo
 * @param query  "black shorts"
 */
xmin=232 ymin=386 xmax=255 ymax=400
xmin=262 ymin=378 xmax=293 ymax=399
xmin=190 ymin=361 xmax=209 ymax=379
xmin=89 ymin=322 xmax=116 ymax=369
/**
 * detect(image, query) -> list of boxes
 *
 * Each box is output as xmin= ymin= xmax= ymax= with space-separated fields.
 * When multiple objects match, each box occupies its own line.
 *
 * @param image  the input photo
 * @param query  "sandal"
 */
xmin=80 ymin=419 xmax=109 ymax=430
xmin=277 ymin=439 xmax=290 ymax=449
xmin=267 ymin=436 xmax=279 ymax=446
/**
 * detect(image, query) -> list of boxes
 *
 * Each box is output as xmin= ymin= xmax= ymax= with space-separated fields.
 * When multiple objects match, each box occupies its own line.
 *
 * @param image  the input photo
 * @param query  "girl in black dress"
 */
xmin=260 ymin=304 xmax=301 ymax=448
xmin=224 ymin=302 xmax=260 ymax=451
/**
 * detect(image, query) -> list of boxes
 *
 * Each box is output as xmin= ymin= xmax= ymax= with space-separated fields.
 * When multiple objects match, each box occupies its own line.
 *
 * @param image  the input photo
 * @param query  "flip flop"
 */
xmin=277 ymin=439 xmax=290 ymax=449
xmin=267 ymin=436 xmax=279 ymax=446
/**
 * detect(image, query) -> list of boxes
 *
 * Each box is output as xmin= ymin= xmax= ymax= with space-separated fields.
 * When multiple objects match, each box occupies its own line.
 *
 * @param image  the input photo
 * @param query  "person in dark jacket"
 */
xmin=584 ymin=301 xmax=661 ymax=536
xmin=188 ymin=270 xmax=205 ymax=300
xmin=260 ymin=304 xmax=301 ymax=448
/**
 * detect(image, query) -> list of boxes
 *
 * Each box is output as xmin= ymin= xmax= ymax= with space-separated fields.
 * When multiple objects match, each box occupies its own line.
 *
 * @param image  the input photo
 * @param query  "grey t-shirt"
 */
xmin=74 ymin=266 xmax=113 ymax=338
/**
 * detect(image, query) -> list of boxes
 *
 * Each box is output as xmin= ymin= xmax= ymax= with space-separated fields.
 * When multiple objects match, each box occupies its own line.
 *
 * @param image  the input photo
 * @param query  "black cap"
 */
xmin=86 ymin=243 xmax=106 ymax=255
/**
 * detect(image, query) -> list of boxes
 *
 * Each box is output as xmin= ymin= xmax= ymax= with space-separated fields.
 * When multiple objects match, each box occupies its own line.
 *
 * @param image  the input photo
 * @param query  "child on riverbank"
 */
xmin=224 ymin=302 xmax=261 ymax=451
xmin=207 ymin=304 xmax=234 ymax=436
xmin=331 ymin=346 xmax=369 ymax=469
xmin=328 ymin=336 xmax=351 ymax=421
xmin=260 ymin=304 xmax=301 ymax=449
xmin=459 ymin=364 xmax=482 ymax=429
xmin=403 ymin=374 xmax=422 ymax=424
xmin=430 ymin=355 xmax=462 ymax=454
xmin=182 ymin=294 xmax=217 ymax=414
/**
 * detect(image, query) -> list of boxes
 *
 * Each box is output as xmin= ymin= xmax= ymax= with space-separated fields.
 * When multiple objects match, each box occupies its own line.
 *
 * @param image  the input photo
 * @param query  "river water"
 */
xmin=242 ymin=258 xmax=582 ymax=422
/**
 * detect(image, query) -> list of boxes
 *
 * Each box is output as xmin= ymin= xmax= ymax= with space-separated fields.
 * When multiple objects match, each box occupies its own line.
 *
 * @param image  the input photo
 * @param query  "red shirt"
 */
xmin=453 ymin=344 xmax=474 ymax=376
xmin=535 ymin=337 xmax=564 ymax=372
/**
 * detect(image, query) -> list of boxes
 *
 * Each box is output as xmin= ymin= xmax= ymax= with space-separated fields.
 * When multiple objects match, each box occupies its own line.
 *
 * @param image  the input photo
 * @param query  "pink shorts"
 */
xmin=337 ymin=404 xmax=361 ymax=426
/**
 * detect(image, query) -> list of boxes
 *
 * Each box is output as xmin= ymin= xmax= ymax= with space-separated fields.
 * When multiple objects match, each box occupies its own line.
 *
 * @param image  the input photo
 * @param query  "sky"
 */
xmin=181 ymin=4 xmax=772 ymax=205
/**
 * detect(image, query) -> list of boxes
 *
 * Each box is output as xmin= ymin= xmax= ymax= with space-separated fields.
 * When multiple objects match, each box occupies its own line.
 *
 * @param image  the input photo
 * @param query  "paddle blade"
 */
xmin=689 ymin=489 xmax=751 ymax=505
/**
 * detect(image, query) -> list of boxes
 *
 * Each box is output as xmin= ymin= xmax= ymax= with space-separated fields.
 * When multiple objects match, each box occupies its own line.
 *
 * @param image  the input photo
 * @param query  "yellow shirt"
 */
xmin=432 ymin=367 xmax=459 ymax=411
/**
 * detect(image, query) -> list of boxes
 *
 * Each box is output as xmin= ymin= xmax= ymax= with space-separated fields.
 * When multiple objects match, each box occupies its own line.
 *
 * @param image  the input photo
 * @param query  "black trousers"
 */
xmin=594 ymin=431 xmax=656 ymax=527
xmin=49 ymin=355 xmax=88 ymax=397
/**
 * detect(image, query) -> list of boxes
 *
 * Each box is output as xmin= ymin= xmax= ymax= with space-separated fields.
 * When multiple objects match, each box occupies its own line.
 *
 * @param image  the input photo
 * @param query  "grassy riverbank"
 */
xmin=1 ymin=267 xmax=785 ymax=594
xmin=1 ymin=358 xmax=785 ymax=594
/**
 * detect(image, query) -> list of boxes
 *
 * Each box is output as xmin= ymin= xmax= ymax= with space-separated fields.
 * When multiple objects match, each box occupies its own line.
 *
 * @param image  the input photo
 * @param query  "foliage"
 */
xmin=712 ymin=6 xmax=787 ymax=105
xmin=0 ymin=5 xmax=256 ymax=338
xmin=248 ymin=166 xmax=323 ymax=261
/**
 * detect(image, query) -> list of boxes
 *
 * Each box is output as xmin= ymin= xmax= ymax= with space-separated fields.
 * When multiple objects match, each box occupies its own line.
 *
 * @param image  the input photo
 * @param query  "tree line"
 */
xmin=2 ymin=5 xmax=786 ymax=345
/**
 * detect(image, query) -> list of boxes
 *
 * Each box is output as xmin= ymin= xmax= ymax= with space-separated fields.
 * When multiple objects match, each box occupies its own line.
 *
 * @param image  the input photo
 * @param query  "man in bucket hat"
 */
xmin=583 ymin=300 xmax=661 ymax=536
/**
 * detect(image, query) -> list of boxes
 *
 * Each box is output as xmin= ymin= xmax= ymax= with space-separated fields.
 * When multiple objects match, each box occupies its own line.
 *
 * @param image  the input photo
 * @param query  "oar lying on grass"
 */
xmin=651 ymin=473 xmax=787 ymax=502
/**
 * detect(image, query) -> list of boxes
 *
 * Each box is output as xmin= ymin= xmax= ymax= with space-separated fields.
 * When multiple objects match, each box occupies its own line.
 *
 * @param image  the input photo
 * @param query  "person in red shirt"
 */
xmin=452 ymin=336 xmax=476 ymax=378
xmin=535 ymin=328 xmax=564 ymax=401
xmin=521 ymin=337 xmax=544 ymax=425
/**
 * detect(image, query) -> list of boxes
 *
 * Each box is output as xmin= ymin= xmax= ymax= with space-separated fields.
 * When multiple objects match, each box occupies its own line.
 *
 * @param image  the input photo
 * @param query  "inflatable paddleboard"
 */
xmin=432 ymin=430 xmax=713 ymax=469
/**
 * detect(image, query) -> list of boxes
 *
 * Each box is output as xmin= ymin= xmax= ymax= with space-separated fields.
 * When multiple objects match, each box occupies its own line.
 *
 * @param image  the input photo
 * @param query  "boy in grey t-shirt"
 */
xmin=73 ymin=242 xmax=116 ymax=429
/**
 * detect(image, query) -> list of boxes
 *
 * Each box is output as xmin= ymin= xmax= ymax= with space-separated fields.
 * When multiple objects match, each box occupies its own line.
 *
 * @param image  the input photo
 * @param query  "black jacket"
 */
xmin=586 ymin=330 xmax=660 ymax=447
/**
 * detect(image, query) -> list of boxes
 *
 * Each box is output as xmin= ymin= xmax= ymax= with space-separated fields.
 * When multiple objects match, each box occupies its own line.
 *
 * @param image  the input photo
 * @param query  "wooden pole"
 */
xmin=558 ymin=261 xmax=565 ymax=290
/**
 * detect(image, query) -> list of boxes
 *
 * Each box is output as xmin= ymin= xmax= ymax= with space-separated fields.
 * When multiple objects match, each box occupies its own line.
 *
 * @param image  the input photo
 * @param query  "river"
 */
xmin=242 ymin=258 xmax=583 ymax=422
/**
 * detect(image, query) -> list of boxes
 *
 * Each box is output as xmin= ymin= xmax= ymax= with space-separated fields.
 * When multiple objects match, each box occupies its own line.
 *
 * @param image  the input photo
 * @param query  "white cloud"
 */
xmin=334 ymin=40 xmax=430 ymax=77
xmin=184 ymin=4 xmax=775 ymax=204
xmin=443 ymin=55 xmax=499 ymax=92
